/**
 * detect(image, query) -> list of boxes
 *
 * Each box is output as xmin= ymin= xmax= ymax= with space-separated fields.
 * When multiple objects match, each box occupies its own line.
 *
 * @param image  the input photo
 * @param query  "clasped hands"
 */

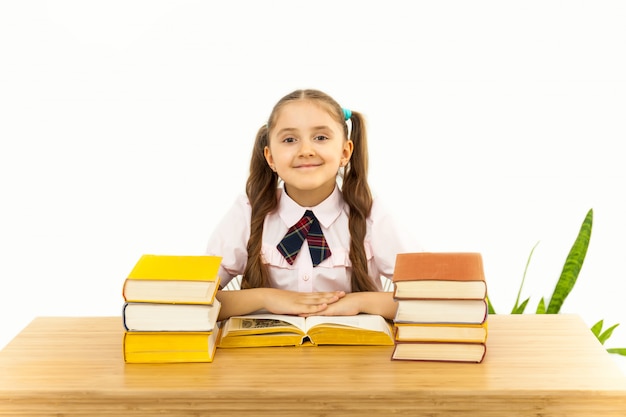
xmin=265 ymin=289 xmax=360 ymax=317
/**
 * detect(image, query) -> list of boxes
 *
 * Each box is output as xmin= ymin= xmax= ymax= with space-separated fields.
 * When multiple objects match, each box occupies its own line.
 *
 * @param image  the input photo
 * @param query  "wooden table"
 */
xmin=1 ymin=314 xmax=625 ymax=416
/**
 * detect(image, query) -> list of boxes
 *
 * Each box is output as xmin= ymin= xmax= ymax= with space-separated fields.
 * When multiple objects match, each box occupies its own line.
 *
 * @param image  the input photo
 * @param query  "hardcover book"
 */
xmin=123 ymin=299 xmax=222 ymax=332
xmin=392 ymin=341 xmax=487 ymax=363
xmin=123 ymin=329 xmax=220 ymax=363
xmin=122 ymin=255 xmax=221 ymax=304
xmin=394 ymin=321 xmax=488 ymax=343
xmin=394 ymin=298 xmax=488 ymax=324
xmin=393 ymin=252 xmax=486 ymax=299
xmin=218 ymin=313 xmax=394 ymax=347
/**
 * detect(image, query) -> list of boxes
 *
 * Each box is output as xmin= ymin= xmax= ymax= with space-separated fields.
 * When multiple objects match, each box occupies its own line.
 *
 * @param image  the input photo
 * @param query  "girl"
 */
xmin=207 ymin=89 xmax=413 ymax=321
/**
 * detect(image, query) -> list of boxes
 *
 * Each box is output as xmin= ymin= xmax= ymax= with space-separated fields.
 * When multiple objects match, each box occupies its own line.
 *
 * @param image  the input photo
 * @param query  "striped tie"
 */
xmin=276 ymin=210 xmax=332 ymax=267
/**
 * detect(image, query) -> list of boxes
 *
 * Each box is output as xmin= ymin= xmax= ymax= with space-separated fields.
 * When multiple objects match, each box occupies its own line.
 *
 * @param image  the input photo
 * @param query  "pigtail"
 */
xmin=242 ymin=125 xmax=278 ymax=289
xmin=342 ymin=111 xmax=378 ymax=292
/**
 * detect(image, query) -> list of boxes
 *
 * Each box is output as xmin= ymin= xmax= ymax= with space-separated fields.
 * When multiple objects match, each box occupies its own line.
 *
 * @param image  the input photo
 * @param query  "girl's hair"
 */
xmin=241 ymin=89 xmax=378 ymax=292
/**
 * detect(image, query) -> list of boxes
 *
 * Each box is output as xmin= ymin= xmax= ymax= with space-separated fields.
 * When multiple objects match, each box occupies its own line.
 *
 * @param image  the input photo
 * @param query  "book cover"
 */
xmin=123 ymin=299 xmax=222 ymax=332
xmin=218 ymin=314 xmax=394 ymax=347
xmin=394 ymin=321 xmax=488 ymax=343
xmin=391 ymin=341 xmax=487 ymax=363
xmin=393 ymin=252 xmax=485 ymax=282
xmin=394 ymin=298 xmax=488 ymax=324
xmin=123 ymin=329 xmax=220 ymax=363
xmin=127 ymin=254 xmax=221 ymax=281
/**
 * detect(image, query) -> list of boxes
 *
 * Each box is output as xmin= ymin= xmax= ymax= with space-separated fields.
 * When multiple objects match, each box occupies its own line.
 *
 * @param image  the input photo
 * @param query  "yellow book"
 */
xmin=394 ymin=321 xmax=488 ymax=343
xmin=122 ymin=255 xmax=221 ymax=304
xmin=127 ymin=254 xmax=221 ymax=280
xmin=218 ymin=314 xmax=394 ymax=348
xmin=123 ymin=329 xmax=220 ymax=363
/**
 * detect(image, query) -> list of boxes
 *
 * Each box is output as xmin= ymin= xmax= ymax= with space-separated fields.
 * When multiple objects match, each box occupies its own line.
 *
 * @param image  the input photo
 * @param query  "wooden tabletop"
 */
xmin=1 ymin=314 xmax=625 ymax=416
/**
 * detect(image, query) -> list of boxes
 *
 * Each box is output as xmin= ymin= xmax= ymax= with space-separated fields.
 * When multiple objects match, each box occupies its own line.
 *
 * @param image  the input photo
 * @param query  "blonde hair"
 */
xmin=242 ymin=89 xmax=378 ymax=292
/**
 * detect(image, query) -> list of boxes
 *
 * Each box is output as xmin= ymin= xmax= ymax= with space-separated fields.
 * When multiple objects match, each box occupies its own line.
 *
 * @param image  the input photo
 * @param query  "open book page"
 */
xmin=304 ymin=314 xmax=392 ymax=334
xmin=218 ymin=314 xmax=394 ymax=347
xmin=304 ymin=314 xmax=394 ymax=345
xmin=221 ymin=314 xmax=307 ymax=337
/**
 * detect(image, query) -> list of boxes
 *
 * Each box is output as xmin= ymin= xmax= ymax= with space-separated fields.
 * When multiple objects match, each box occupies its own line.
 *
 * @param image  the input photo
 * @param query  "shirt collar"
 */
xmin=277 ymin=184 xmax=344 ymax=229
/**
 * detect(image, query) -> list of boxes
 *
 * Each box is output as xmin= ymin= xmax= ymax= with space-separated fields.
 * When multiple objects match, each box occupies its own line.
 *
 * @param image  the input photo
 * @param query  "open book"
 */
xmin=218 ymin=313 xmax=394 ymax=347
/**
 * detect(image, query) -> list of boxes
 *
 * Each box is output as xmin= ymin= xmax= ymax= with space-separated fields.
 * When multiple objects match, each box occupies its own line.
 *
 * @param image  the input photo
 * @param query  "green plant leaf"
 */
xmin=512 ymin=297 xmax=529 ymax=314
xmin=512 ymin=241 xmax=539 ymax=313
xmin=598 ymin=323 xmax=620 ymax=345
xmin=536 ymin=297 xmax=546 ymax=314
xmin=546 ymin=209 xmax=593 ymax=314
xmin=607 ymin=348 xmax=626 ymax=356
xmin=590 ymin=320 xmax=604 ymax=338
xmin=487 ymin=297 xmax=496 ymax=315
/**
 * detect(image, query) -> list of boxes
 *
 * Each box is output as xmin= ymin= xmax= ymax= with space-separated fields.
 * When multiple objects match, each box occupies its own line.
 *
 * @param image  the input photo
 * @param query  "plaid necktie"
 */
xmin=276 ymin=210 xmax=332 ymax=267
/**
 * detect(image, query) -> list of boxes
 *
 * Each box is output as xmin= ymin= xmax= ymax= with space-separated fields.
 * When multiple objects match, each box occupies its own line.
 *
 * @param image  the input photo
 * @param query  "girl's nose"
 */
xmin=298 ymin=140 xmax=315 ymax=156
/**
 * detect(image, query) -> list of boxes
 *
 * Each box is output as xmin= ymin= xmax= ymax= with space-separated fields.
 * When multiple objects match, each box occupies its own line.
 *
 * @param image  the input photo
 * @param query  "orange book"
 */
xmin=392 ymin=252 xmax=486 ymax=300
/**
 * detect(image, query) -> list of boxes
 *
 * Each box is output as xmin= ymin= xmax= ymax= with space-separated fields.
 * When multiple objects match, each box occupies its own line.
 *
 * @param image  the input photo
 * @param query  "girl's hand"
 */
xmin=304 ymin=292 xmax=361 ymax=317
xmin=306 ymin=291 xmax=399 ymax=320
xmin=265 ymin=289 xmax=346 ymax=316
xmin=216 ymin=288 xmax=396 ymax=321
xmin=216 ymin=288 xmax=345 ymax=321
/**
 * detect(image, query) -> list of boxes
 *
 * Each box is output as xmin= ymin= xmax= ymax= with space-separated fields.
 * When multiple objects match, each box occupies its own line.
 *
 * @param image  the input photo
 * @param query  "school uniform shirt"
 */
xmin=205 ymin=184 xmax=410 ymax=293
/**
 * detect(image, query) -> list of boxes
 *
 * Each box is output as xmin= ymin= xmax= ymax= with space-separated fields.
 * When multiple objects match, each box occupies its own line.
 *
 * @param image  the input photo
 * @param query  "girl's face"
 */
xmin=265 ymin=100 xmax=353 ymax=207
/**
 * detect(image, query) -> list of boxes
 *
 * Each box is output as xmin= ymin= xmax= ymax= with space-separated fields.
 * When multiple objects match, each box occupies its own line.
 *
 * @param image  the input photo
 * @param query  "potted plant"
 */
xmin=488 ymin=208 xmax=625 ymax=356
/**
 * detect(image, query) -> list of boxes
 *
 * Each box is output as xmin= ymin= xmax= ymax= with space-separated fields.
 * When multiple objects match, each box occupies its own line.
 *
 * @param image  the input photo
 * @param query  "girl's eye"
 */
xmin=314 ymin=135 xmax=329 ymax=141
xmin=282 ymin=137 xmax=296 ymax=143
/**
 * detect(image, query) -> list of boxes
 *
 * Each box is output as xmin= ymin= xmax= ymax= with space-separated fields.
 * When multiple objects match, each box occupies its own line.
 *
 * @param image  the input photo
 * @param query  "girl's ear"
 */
xmin=264 ymin=146 xmax=276 ymax=171
xmin=341 ymin=140 xmax=354 ymax=167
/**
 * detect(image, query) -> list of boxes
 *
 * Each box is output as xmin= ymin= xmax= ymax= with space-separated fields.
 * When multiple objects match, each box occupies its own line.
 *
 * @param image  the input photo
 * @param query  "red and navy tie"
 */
xmin=276 ymin=210 xmax=332 ymax=267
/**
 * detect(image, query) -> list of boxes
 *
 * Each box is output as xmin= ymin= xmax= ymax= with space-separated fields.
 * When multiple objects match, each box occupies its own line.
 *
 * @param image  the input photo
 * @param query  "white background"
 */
xmin=1 ymin=1 xmax=625 ymax=374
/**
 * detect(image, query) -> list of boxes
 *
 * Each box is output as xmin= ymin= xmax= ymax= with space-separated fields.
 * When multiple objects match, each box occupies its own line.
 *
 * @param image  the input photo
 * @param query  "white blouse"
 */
xmin=205 ymin=185 xmax=412 ymax=292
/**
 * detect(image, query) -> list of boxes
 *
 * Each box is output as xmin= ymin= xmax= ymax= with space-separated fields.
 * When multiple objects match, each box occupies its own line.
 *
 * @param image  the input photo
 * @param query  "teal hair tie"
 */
xmin=342 ymin=108 xmax=352 ymax=121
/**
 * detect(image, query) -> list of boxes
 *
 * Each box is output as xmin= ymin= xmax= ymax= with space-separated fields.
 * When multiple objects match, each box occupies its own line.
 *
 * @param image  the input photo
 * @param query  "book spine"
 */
xmin=122 ymin=303 xmax=130 ymax=331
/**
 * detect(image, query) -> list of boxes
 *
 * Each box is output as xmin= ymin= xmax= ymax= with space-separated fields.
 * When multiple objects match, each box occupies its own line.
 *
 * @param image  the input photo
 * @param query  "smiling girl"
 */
xmin=207 ymin=89 xmax=415 ymax=321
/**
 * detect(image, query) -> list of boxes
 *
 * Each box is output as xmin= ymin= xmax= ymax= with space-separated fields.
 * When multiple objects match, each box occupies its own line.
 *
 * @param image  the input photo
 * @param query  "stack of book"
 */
xmin=121 ymin=254 xmax=222 ymax=363
xmin=391 ymin=252 xmax=488 ymax=363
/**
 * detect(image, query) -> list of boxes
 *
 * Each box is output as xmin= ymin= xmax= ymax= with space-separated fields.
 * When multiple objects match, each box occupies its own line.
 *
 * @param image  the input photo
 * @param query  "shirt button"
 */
xmin=303 ymin=275 xmax=310 ymax=281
